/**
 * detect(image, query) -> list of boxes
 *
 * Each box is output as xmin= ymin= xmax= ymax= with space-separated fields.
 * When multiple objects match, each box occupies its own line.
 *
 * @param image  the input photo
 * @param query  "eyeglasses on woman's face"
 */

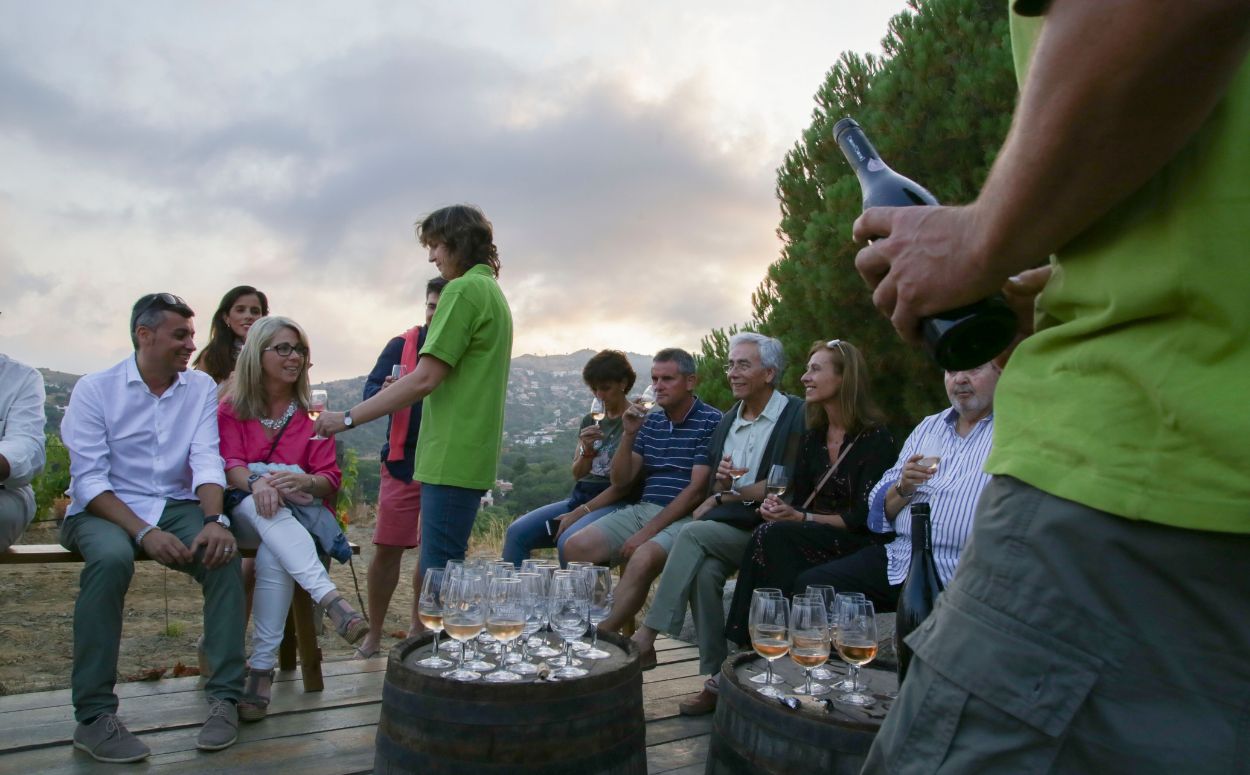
xmin=264 ymin=342 xmax=308 ymax=358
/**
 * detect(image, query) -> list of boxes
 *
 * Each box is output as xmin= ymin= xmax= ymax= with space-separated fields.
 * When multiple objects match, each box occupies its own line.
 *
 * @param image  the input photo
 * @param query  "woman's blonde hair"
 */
xmin=805 ymin=339 xmax=883 ymax=435
xmin=228 ymin=316 xmax=312 ymax=420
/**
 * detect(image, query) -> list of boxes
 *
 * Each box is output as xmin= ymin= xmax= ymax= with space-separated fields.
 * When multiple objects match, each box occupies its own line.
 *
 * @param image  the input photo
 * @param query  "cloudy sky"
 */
xmin=1 ymin=0 xmax=909 ymax=380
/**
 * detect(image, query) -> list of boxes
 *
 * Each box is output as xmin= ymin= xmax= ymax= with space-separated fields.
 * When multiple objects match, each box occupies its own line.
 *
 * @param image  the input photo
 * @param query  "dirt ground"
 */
xmin=0 ymin=515 xmax=435 ymax=697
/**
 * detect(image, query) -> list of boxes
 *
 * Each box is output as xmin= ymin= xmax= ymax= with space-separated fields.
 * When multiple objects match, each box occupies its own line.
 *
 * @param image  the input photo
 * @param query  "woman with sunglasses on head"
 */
xmin=217 ymin=316 xmax=367 ymax=722
xmin=194 ymin=286 xmax=269 ymax=385
xmin=723 ymin=339 xmax=896 ymax=645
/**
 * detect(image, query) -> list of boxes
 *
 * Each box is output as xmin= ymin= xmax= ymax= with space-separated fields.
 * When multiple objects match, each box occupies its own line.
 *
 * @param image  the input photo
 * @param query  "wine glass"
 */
xmin=438 ymin=561 xmax=465 ymax=651
xmin=804 ymin=585 xmax=837 ymax=680
xmin=414 ymin=568 xmax=453 ymax=668
xmin=834 ymin=597 xmax=879 ymax=706
xmin=748 ymin=592 xmax=790 ymax=698
xmin=789 ymin=594 xmax=831 ymax=696
xmin=441 ymin=573 xmax=486 ymax=681
xmin=827 ymin=592 xmax=866 ymax=690
xmin=639 ymin=384 xmax=657 ymax=411
xmin=589 ymin=396 xmax=606 ymax=426
xmin=458 ymin=572 xmax=495 ymax=672
xmin=747 ymin=589 xmax=785 ymax=684
xmin=765 ymin=465 xmax=788 ymax=499
xmin=308 ymin=389 xmax=328 ymax=440
xmin=562 ymin=563 xmax=593 ymax=652
xmin=728 ymin=448 xmax=751 ymax=494
xmin=916 ymin=436 xmax=942 ymax=474
xmin=580 ymin=566 xmax=613 ymax=660
xmin=549 ymin=574 xmax=590 ymax=679
xmin=507 ymin=572 xmax=544 ymax=675
xmin=483 ymin=578 xmax=525 ymax=682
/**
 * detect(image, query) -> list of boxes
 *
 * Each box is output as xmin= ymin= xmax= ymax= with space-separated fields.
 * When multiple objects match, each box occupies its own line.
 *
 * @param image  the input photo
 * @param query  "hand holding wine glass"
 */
xmin=639 ymin=384 xmax=657 ymax=411
xmin=589 ymin=396 xmax=606 ymax=426
xmin=308 ymin=389 xmax=328 ymax=440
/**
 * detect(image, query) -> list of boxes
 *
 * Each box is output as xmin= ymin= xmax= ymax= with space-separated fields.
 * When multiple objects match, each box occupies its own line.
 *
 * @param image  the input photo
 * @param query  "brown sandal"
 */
xmin=324 ymin=594 xmax=369 ymax=646
xmin=238 ymin=668 xmax=275 ymax=722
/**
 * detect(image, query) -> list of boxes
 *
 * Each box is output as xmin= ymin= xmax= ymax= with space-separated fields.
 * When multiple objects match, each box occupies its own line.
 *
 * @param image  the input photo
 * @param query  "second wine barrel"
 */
xmin=375 ymin=631 xmax=646 ymax=775
xmin=705 ymin=651 xmax=897 ymax=775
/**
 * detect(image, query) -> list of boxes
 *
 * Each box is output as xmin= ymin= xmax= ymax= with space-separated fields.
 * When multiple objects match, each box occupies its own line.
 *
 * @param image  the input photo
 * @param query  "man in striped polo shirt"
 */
xmin=564 ymin=348 xmax=722 ymax=650
xmin=792 ymin=362 xmax=999 ymax=611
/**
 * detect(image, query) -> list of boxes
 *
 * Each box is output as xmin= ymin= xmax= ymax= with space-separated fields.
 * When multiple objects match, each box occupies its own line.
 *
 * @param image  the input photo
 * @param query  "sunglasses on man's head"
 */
xmin=131 ymin=292 xmax=189 ymax=329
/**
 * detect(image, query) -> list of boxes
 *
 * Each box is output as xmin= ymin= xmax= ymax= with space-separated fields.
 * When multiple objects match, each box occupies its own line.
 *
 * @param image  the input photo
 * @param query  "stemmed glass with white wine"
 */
xmin=441 ymin=572 xmax=487 ymax=681
xmin=789 ymin=594 xmax=831 ymax=695
xmin=766 ymin=465 xmax=788 ymax=499
xmin=639 ymin=384 xmax=657 ymax=411
xmin=746 ymin=589 xmax=785 ymax=685
xmin=483 ymin=577 xmax=526 ymax=682
xmin=308 ymin=389 xmax=329 ymax=440
xmin=834 ymin=596 xmax=879 ymax=706
xmin=748 ymin=591 xmax=790 ymax=699
xmin=413 ymin=567 xmax=452 ymax=669
xmin=590 ymin=396 xmax=606 ymax=425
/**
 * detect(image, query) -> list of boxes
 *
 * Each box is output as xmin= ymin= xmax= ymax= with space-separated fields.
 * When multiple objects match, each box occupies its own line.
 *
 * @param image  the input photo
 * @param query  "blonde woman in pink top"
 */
xmin=218 ymin=316 xmax=367 ymax=722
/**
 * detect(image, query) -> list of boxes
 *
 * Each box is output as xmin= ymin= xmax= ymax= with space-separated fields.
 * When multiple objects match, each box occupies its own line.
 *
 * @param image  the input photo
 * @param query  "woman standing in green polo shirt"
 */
xmin=315 ymin=204 xmax=513 ymax=571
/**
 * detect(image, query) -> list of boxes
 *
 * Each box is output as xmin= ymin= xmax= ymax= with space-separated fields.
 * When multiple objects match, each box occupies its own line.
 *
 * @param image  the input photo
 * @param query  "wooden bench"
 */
xmin=0 ymin=542 xmax=361 ymax=693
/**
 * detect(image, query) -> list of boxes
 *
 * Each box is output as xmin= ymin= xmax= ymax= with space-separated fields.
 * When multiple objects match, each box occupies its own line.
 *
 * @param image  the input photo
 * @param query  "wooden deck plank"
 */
xmin=0 ymin=655 xmax=388 ymax=714
xmin=0 ymin=636 xmax=717 ymax=774
xmin=646 ymin=733 xmax=711 ymax=774
xmin=0 ymin=669 xmax=385 ymax=754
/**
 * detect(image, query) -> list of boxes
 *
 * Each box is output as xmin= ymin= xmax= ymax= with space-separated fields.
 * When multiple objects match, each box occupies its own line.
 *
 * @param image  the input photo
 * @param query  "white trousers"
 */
xmin=232 ymin=496 xmax=338 ymax=670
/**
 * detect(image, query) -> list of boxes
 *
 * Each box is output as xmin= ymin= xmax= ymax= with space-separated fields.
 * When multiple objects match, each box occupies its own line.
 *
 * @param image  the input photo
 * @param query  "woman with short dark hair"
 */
xmin=502 ymin=350 xmax=638 ymax=566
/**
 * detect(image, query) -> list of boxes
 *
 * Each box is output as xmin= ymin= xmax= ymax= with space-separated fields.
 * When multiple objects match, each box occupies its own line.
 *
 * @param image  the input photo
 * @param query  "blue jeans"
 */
xmin=419 ymin=483 xmax=485 ymax=572
xmin=503 ymin=500 xmax=616 ymax=567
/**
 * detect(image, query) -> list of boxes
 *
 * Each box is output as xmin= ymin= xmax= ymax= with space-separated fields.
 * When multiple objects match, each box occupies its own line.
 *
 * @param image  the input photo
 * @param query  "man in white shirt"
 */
xmin=60 ymin=293 xmax=244 ymax=763
xmin=0 ymin=353 xmax=46 ymax=551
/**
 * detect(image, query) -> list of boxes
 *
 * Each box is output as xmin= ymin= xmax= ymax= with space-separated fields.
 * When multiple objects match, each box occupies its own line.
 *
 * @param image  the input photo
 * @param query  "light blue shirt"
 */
xmin=722 ymin=388 xmax=788 ymax=485
xmin=62 ymin=357 xmax=225 ymax=525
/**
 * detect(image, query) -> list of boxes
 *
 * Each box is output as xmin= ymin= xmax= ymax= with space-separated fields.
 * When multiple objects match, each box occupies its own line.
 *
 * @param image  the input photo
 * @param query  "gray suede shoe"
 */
xmin=73 ymin=713 xmax=150 ymax=763
xmin=196 ymin=698 xmax=239 ymax=751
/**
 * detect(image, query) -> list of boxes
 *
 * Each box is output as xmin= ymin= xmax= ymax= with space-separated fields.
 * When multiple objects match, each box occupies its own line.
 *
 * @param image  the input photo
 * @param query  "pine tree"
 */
xmin=699 ymin=0 xmax=1016 ymax=429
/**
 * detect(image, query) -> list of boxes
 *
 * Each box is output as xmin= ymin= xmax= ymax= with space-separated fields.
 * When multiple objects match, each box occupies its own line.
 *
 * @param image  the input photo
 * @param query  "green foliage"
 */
xmin=336 ymin=446 xmax=360 ymax=529
xmin=694 ymin=326 xmax=739 ymax=412
xmin=32 ymin=433 xmax=70 ymax=521
xmin=705 ymin=0 xmax=1017 ymax=429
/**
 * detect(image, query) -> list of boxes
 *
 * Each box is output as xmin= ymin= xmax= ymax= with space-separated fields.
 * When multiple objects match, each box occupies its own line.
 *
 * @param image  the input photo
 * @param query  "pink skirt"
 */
xmin=374 ymin=464 xmax=422 ymax=548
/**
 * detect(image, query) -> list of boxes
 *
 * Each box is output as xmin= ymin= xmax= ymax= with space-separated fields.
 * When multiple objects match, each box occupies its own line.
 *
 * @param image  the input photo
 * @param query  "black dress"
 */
xmin=724 ymin=424 xmax=896 ymax=645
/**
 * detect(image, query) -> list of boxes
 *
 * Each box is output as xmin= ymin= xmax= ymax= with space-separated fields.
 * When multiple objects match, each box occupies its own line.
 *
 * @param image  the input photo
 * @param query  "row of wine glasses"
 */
xmin=747 ymin=588 xmax=878 ymax=704
xmin=413 ymin=558 xmax=615 ymax=682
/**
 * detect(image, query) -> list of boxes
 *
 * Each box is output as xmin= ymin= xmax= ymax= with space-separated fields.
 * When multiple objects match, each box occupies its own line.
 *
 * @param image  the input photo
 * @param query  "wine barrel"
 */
xmin=705 ymin=651 xmax=897 ymax=775
xmin=375 ymin=631 xmax=646 ymax=774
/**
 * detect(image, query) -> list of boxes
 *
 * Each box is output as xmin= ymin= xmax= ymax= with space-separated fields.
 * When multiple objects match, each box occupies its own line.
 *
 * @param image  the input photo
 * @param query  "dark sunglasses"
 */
xmin=264 ymin=342 xmax=309 ymax=358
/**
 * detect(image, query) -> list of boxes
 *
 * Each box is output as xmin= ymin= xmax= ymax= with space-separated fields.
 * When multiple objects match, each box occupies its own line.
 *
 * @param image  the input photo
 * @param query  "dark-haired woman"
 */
xmin=723 ymin=339 xmax=896 ymax=645
xmin=194 ymin=286 xmax=269 ymax=384
xmin=502 ymin=350 xmax=638 ymax=566
xmin=316 ymin=204 xmax=513 ymax=575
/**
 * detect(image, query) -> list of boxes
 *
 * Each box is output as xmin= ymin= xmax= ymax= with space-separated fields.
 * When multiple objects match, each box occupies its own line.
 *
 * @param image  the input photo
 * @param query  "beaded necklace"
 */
xmin=259 ymin=399 xmax=297 ymax=431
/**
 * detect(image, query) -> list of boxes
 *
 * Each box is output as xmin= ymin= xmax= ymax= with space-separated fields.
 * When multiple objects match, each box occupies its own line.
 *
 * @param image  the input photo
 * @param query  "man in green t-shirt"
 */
xmin=316 ymin=204 xmax=513 ymax=574
xmin=853 ymin=1 xmax=1250 ymax=770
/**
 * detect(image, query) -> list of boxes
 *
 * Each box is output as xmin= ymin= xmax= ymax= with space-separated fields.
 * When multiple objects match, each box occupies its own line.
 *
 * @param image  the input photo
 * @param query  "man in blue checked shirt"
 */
xmin=564 ymin=348 xmax=722 ymax=652
xmin=793 ymin=362 xmax=1000 ymax=609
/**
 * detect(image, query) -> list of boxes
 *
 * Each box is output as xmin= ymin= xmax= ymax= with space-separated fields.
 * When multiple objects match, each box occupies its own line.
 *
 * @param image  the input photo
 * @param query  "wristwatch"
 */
xmin=343 ymin=409 xmax=355 ymax=428
xmin=134 ymin=525 xmax=160 ymax=547
xmin=204 ymin=513 xmax=232 ymax=529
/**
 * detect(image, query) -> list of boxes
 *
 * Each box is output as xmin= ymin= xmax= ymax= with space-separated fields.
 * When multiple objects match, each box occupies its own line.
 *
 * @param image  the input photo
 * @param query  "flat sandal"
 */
xmin=324 ymin=595 xmax=369 ymax=646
